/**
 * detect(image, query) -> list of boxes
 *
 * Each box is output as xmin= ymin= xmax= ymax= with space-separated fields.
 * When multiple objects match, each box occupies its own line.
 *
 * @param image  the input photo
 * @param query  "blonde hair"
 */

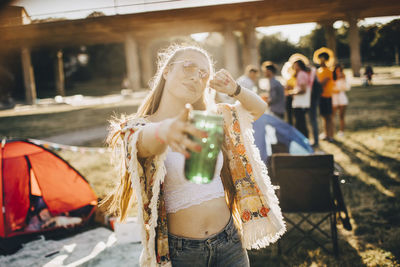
xmin=101 ymin=44 xmax=237 ymax=220
xmin=136 ymin=44 xmax=215 ymax=117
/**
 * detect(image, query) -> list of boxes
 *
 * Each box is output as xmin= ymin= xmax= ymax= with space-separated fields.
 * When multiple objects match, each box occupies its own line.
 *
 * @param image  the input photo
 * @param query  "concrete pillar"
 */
xmin=21 ymin=47 xmax=36 ymax=104
xmin=138 ymin=40 xmax=153 ymax=88
xmin=347 ymin=15 xmax=362 ymax=77
xmin=242 ymin=22 xmax=259 ymax=68
xmin=321 ymin=21 xmax=337 ymax=60
xmin=55 ymin=49 xmax=65 ymax=96
xmin=223 ymin=28 xmax=240 ymax=78
xmin=124 ymin=34 xmax=141 ymax=90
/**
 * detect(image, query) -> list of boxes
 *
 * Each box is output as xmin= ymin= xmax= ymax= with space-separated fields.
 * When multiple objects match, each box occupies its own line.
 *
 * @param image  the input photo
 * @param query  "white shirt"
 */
xmin=163 ymin=148 xmax=225 ymax=214
xmin=292 ymin=69 xmax=315 ymax=108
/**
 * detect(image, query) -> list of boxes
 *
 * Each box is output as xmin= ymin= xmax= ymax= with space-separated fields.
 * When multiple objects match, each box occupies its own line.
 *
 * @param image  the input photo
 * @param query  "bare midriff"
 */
xmin=167 ymin=196 xmax=231 ymax=239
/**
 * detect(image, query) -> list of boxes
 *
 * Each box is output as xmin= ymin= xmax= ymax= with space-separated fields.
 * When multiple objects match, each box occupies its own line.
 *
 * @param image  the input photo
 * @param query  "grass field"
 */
xmin=1 ymin=67 xmax=400 ymax=266
xmin=248 ymin=83 xmax=400 ymax=266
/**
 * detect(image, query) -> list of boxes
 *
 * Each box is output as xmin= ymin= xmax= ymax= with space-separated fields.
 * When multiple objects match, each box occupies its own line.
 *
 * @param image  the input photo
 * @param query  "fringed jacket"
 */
xmin=113 ymin=103 xmax=286 ymax=267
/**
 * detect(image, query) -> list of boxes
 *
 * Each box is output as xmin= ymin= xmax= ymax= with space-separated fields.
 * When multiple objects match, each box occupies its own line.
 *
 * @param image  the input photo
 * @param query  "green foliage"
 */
xmin=359 ymin=25 xmax=386 ymax=63
xmin=373 ymin=19 xmax=400 ymax=64
xmin=260 ymin=19 xmax=400 ymax=65
xmin=298 ymin=25 xmax=326 ymax=58
xmin=259 ymin=33 xmax=302 ymax=64
xmin=329 ymin=24 xmax=351 ymax=63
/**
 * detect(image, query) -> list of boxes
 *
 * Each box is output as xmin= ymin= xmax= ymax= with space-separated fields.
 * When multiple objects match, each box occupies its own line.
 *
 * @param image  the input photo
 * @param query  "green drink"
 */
xmin=185 ymin=110 xmax=224 ymax=184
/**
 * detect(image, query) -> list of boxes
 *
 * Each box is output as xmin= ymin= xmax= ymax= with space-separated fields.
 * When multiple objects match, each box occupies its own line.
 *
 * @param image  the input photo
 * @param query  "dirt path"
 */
xmin=43 ymin=126 xmax=108 ymax=146
xmin=24 ymin=91 xmax=148 ymax=146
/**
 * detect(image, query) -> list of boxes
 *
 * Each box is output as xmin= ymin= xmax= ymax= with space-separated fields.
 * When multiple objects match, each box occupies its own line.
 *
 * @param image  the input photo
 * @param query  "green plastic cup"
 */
xmin=184 ymin=110 xmax=224 ymax=184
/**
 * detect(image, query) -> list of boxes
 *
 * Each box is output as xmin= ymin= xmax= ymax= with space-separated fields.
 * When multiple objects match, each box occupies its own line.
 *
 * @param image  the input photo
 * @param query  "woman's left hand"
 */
xmin=209 ymin=69 xmax=237 ymax=96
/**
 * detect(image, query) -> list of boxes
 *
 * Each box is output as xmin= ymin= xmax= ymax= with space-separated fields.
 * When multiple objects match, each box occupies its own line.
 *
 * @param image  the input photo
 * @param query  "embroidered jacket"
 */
xmin=113 ymin=103 xmax=286 ymax=267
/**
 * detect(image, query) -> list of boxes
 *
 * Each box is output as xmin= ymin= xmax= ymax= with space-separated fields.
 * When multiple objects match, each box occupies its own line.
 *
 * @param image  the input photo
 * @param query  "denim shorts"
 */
xmin=319 ymin=96 xmax=333 ymax=115
xmin=168 ymin=216 xmax=249 ymax=267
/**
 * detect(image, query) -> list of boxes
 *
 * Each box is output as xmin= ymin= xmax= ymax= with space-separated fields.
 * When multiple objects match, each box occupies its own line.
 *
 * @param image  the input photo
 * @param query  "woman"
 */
xmin=281 ymin=61 xmax=295 ymax=125
xmin=332 ymin=64 xmax=350 ymax=137
xmin=102 ymin=45 xmax=285 ymax=267
xmin=290 ymin=59 xmax=315 ymax=138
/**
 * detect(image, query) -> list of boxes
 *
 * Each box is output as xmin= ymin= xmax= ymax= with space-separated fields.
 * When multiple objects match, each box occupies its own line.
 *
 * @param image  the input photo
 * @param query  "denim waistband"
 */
xmin=168 ymin=216 xmax=235 ymax=249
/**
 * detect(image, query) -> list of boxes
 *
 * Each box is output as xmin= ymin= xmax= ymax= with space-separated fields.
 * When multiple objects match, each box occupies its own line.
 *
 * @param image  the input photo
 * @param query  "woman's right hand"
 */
xmin=157 ymin=105 xmax=208 ymax=158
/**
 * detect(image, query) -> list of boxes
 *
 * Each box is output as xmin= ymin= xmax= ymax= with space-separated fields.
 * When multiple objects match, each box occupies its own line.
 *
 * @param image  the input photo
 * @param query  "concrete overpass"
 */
xmin=1 ymin=0 xmax=400 ymax=104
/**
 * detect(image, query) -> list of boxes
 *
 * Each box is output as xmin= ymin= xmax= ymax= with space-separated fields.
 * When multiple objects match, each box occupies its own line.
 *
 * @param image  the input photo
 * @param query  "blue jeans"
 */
xmin=168 ymin=216 xmax=249 ymax=267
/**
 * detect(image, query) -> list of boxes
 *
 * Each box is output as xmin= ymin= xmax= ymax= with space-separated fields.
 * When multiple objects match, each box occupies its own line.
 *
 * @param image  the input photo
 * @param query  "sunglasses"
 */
xmin=170 ymin=60 xmax=209 ymax=80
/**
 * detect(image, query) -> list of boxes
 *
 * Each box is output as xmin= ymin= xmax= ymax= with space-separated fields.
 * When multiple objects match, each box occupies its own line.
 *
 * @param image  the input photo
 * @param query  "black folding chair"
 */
xmin=270 ymin=153 xmax=339 ymax=257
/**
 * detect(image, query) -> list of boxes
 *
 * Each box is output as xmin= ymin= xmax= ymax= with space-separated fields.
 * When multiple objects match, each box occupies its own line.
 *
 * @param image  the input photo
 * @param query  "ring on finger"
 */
xmin=180 ymin=143 xmax=187 ymax=152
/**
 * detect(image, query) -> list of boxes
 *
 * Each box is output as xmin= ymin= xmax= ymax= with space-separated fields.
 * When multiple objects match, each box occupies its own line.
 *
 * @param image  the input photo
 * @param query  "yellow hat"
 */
xmin=313 ymin=47 xmax=335 ymax=67
xmin=281 ymin=61 xmax=295 ymax=81
xmin=288 ymin=53 xmax=310 ymax=66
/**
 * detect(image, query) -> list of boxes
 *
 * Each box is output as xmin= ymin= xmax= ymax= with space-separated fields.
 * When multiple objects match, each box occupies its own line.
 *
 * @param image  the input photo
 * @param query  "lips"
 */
xmin=183 ymin=82 xmax=198 ymax=93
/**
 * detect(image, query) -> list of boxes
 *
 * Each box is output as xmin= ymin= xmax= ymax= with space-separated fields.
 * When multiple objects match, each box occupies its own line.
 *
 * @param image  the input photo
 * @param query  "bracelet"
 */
xmin=229 ymin=84 xmax=241 ymax=97
xmin=154 ymin=123 xmax=165 ymax=144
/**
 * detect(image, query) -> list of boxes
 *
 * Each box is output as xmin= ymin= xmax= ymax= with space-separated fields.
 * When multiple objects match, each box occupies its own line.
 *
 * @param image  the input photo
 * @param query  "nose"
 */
xmin=187 ymin=76 xmax=202 ymax=90
xmin=188 ymin=71 xmax=201 ymax=81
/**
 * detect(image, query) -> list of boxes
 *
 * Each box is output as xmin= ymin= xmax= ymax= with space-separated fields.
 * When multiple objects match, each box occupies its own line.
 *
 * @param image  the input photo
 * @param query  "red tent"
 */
xmin=0 ymin=139 xmax=97 ymax=238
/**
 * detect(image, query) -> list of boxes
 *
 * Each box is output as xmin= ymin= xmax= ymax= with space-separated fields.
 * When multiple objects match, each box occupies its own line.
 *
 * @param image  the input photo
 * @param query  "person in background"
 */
xmin=314 ymin=48 xmax=335 ymax=142
xmin=290 ymin=59 xmax=314 ymax=138
xmin=281 ymin=61 xmax=296 ymax=125
xmin=102 ymin=44 xmax=285 ymax=267
xmin=332 ymin=64 xmax=350 ymax=137
xmin=236 ymin=64 xmax=259 ymax=94
xmin=216 ymin=65 xmax=259 ymax=104
xmin=364 ymin=65 xmax=374 ymax=86
xmin=25 ymin=196 xmax=82 ymax=231
xmin=261 ymin=61 xmax=285 ymax=119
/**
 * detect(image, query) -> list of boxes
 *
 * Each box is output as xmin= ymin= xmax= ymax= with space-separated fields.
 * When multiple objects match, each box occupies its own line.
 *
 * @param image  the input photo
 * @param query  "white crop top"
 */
xmin=163 ymin=147 xmax=225 ymax=214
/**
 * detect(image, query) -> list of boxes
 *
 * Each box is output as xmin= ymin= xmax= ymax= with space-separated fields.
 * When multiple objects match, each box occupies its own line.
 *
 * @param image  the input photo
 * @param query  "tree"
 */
xmin=259 ymin=33 xmax=301 ymax=64
xmin=297 ymin=20 xmax=400 ymax=66
xmin=359 ymin=24 xmax=381 ymax=63
xmin=374 ymin=19 xmax=400 ymax=65
xmin=298 ymin=25 xmax=326 ymax=59
xmin=335 ymin=25 xmax=350 ymax=64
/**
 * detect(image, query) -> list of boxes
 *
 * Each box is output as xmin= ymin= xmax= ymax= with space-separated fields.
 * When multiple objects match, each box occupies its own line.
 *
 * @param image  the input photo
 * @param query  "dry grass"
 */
xmin=315 ymin=127 xmax=400 ymax=267
xmin=58 ymin=149 xmax=138 ymax=217
xmin=250 ymin=81 xmax=400 ymax=266
xmin=344 ymin=85 xmax=400 ymax=131
xmin=58 ymin=150 xmax=116 ymax=199
xmin=249 ymin=126 xmax=400 ymax=266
